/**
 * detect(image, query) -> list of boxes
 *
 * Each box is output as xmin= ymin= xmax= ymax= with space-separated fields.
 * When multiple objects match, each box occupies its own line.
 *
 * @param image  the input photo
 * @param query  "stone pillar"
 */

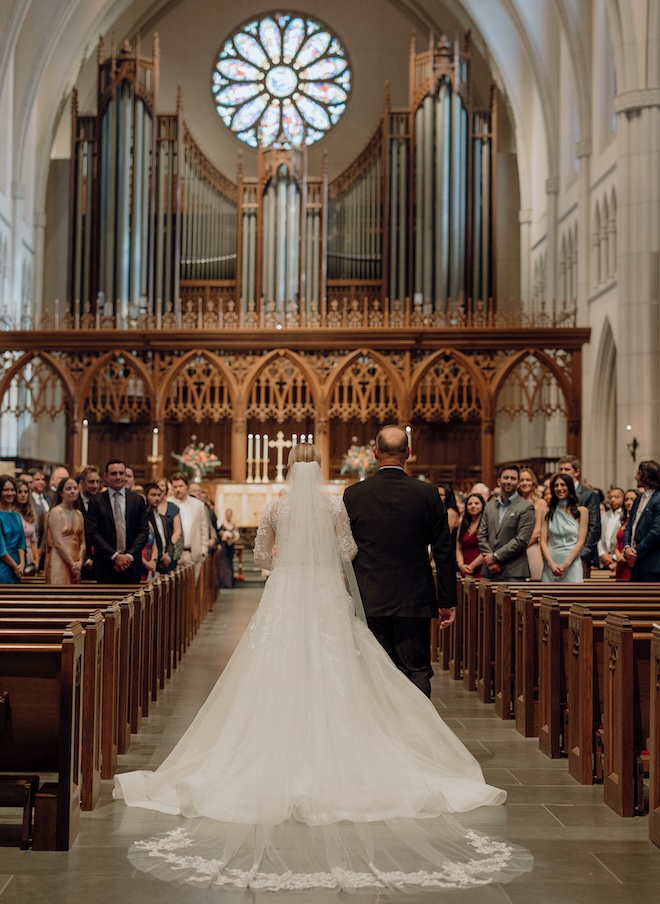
xmin=575 ymin=139 xmax=592 ymax=325
xmin=614 ymin=90 xmax=660 ymax=478
xmin=519 ymin=209 xmax=533 ymax=307
xmin=480 ymin=417 xmax=495 ymax=491
xmin=545 ymin=177 xmax=559 ymax=311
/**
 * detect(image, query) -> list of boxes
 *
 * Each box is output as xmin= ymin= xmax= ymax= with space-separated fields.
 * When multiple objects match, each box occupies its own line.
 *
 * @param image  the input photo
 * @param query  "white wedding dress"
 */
xmin=114 ymin=462 xmax=532 ymax=892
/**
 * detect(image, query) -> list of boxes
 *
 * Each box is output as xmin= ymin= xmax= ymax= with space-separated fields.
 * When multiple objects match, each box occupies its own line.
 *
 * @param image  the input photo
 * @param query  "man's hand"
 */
xmin=113 ymin=553 xmax=132 ymax=571
xmin=438 ymin=608 xmax=455 ymax=629
xmin=623 ymin=546 xmax=637 ymax=567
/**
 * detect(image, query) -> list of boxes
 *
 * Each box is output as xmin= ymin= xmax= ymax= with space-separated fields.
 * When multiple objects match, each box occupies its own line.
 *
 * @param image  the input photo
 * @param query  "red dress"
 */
xmin=459 ymin=529 xmax=482 ymax=577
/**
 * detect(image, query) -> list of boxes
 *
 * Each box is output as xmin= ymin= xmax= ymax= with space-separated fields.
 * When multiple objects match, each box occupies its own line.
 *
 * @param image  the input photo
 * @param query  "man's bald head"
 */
xmin=374 ymin=426 xmax=409 ymax=466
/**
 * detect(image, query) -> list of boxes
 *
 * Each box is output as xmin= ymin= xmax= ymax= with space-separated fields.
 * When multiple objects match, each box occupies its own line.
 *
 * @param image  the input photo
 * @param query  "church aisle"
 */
xmin=0 ymin=586 xmax=658 ymax=903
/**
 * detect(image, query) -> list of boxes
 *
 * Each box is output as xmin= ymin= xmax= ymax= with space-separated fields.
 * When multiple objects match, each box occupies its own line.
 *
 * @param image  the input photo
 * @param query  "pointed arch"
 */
xmin=0 ymin=351 xmax=75 ymax=418
xmin=324 ymin=349 xmax=404 ymax=423
xmin=409 ymin=349 xmax=489 ymax=422
xmin=491 ymin=348 xmax=573 ymax=422
xmin=158 ymin=349 xmax=239 ymax=423
xmin=79 ymin=350 xmax=156 ymax=423
xmin=244 ymin=350 xmax=321 ymax=424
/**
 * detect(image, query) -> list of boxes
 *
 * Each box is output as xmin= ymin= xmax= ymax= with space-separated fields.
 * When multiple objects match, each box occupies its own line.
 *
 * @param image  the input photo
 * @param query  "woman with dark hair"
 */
xmin=540 ymin=473 xmax=588 ymax=582
xmin=0 ymin=475 xmax=26 ymax=583
xmin=455 ymin=493 xmax=485 ymax=577
xmin=615 ymin=489 xmax=639 ymax=580
xmin=44 ymin=477 xmax=85 ymax=585
xmin=436 ymin=481 xmax=460 ymax=535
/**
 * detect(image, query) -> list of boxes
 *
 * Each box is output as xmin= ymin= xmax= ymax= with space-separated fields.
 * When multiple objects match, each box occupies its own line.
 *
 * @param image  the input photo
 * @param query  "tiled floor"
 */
xmin=1 ymin=586 xmax=659 ymax=903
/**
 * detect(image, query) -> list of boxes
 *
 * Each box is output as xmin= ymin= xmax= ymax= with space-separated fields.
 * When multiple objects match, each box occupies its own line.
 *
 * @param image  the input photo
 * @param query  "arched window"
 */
xmin=213 ymin=13 xmax=351 ymax=149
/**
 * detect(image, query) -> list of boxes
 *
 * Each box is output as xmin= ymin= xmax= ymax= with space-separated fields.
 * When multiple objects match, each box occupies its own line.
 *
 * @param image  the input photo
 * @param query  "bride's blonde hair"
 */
xmin=287 ymin=443 xmax=321 ymax=466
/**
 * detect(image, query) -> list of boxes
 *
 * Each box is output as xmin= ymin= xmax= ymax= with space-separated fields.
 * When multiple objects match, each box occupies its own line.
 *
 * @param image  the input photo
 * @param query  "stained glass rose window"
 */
xmin=212 ymin=12 xmax=351 ymax=149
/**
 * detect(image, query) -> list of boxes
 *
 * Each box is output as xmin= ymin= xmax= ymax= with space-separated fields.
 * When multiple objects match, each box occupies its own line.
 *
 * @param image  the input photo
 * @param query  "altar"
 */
xmin=213 ymin=480 xmax=351 ymax=528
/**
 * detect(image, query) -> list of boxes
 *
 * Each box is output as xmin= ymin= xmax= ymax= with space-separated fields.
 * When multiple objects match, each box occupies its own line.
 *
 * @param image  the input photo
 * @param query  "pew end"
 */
xmin=0 ymin=774 xmax=39 ymax=849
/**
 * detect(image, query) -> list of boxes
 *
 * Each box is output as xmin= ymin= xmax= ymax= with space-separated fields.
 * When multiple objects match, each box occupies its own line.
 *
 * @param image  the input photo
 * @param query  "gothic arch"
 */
xmin=324 ymin=349 xmax=404 ymax=423
xmin=158 ymin=349 xmax=239 ymax=423
xmin=243 ymin=350 xmax=320 ymax=424
xmin=0 ymin=351 xmax=75 ymax=418
xmin=409 ymin=349 xmax=489 ymax=422
xmin=590 ymin=317 xmax=617 ymax=487
xmin=79 ymin=350 xmax=156 ymax=423
xmin=491 ymin=348 xmax=573 ymax=422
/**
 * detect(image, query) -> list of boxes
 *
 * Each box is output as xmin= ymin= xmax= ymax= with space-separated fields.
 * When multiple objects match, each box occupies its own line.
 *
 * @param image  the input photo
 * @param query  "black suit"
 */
xmin=75 ymin=495 xmax=95 ymax=580
xmin=576 ymin=483 xmax=601 ymax=569
xmin=344 ymin=468 xmax=456 ymax=696
xmin=87 ymin=489 xmax=149 ymax=583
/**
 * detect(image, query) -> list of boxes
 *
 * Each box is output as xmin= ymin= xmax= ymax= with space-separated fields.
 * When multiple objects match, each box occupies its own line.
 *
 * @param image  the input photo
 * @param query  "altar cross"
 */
xmin=269 ymin=431 xmax=292 ymax=483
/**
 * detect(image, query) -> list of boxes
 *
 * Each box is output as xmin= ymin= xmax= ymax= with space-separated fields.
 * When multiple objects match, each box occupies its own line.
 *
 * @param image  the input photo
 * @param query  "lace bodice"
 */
xmin=253 ymin=492 xmax=357 ymax=571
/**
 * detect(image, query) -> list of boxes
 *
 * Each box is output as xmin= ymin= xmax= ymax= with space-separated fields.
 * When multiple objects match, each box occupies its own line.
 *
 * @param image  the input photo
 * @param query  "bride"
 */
xmin=114 ymin=443 xmax=532 ymax=892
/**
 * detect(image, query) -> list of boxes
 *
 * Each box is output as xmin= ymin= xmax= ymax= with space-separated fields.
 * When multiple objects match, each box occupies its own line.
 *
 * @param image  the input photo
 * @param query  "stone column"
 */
xmin=232 ymin=416 xmax=247 ymax=482
xmin=544 ymin=177 xmax=559 ymax=312
xmin=614 ymin=90 xmax=660 ymax=477
xmin=519 ymin=209 xmax=533 ymax=308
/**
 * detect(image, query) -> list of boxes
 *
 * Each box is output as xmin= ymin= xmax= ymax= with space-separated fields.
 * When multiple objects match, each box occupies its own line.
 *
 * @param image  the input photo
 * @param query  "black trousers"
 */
xmin=367 ymin=615 xmax=433 ymax=697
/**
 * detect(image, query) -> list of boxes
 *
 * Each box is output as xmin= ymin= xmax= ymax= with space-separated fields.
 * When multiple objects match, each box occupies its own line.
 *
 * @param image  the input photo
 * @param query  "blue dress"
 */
xmin=541 ymin=503 xmax=583 ymax=583
xmin=0 ymin=510 xmax=27 ymax=584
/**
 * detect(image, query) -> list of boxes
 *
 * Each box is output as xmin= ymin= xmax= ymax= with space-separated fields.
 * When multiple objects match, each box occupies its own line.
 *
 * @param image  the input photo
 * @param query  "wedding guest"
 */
xmin=623 ymin=460 xmax=660 ymax=581
xmin=478 ymin=465 xmax=535 ymax=582
xmin=455 ymin=493 xmax=485 ymax=578
xmin=15 ymin=479 xmax=39 ymax=573
xmin=518 ymin=467 xmax=547 ymax=580
xmin=615 ymin=489 xmax=639 ymax=580
xmin=124 ymin=467 xmax=136 ymax=490
xmin=436 ymin=483 xmax=460 ymax=535
xmin=0 ymin=475 xmax=26 ymax=583
xmin=46 ymin=465 xmax=70 ymax=505
xmin=140 ymin=484 xmax=160 ymax=582
xmin=557 ymin=456 xmax=601 ymax=577
xmin=540 ymin=473 xmax=588 ymax=583
xmin=145 ymin=483 xmax=175 ymax=575
xmin=156 ymin=476 xmax=182 ymax=565
xmin=44 ymin=477 xmax=85 ymax=585
xmin=170 ymin=472 xmax=209 ymax=579
xmin=219 ymin=508 xmax=239 ymax=588
xmin=598 ymin=487 xmax=625 ymax=573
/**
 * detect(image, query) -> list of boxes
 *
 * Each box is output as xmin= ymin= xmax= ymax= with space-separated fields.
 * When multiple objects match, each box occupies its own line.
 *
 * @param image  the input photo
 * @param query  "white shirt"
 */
xmin=598 ymin=507 xmax=623 ymax=557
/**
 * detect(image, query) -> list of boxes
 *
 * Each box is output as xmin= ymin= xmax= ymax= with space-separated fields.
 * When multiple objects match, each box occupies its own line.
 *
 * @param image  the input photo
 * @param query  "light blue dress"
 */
xmin=541 ymin=503 xmax=584 ymax=583
xmin=0 ymin=510 xmax=26 ymax=584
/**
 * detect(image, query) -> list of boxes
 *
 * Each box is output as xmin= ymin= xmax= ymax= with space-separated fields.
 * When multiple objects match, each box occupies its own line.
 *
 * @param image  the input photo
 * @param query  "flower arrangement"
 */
xmin=171 ymin=436 xmax=221 ymax=482
xmin=340 ymin=438 xmax=377 ymax=480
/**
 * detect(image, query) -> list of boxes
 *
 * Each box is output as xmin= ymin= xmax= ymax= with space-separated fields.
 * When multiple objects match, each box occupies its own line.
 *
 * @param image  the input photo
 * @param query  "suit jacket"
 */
xmin=87 ymin=489 xmax=149 ymax=583
xmin=478 ymin=493 xmax=535 ymax=581
xmin=575 ymin=483 xmax=601 ymax=562
xmin=623 ymin=489 xmax=660 ymax=580
xmin=75 ymin=494 xmax=95 ymax=578
xmin=343 ymin=468 xmax=456 ymax=618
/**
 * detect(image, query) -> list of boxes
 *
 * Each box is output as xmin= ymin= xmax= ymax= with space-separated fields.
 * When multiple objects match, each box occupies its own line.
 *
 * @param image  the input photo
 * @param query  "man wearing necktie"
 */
xmin=623 ymin=460 xmax=660 ymax=581
xmin=87 ymin=459 xmax=149 ymax=583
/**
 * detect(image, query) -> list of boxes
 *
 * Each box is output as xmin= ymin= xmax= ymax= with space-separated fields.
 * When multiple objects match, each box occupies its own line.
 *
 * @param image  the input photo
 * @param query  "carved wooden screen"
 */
xmin=245 ymin=355 xmax=316 ymax=424
xmin=412 ymin=353 xmax=482 ymax=422
xmin=83 ymin=354 xmax=152 ymax=423
xmin=0 ymin=356 xmax=68 ymax=420
xmin=495 ymin=353 xmax=569 ymax=420
xmin=327 ymin=354 xmax=399 ymax=423
xmin=163 ymin=354 xmax=232 ymax=423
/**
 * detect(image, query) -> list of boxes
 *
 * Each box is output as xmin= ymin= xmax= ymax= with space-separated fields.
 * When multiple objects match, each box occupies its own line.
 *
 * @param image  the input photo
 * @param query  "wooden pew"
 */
xmin=0 ymin=622 xmax=84 ymax=850
xmin=0 ymin=611 xmax=104 ymax=811
xmin=537 ymin=600 xmax=658 ymax=771
xmin=650 ymin=624 xmax=660 ymax=847
xmin=602 ymin=612 xmax=655 ymax=817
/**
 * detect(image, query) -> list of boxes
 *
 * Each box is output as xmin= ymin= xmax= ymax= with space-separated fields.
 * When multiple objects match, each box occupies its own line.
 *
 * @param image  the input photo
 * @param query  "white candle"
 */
xmin=247 ymin=433 xmax=254 ymax=482
xmin=406 ymin=425 xmax=412 ymax=452
xmin=255 ymin=433 xmax=261 ymax=464
xmin=152 ymin=427 xmax=159 ymax=459
xmin=262 ymin=434 xmax=269 ymax=481
xmin=301 ymin=434 xmax=307 ymax=444
xmin=81 ymin=419 xmax=89 ymax=467
xmin=308 ymin=433 xmax=314 ymax=445
xmin=292 ymin=433 xmax=297 ymax=447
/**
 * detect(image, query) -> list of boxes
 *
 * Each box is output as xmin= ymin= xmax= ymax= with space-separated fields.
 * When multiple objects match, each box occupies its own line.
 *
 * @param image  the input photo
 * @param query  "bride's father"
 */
xmin=344 ymin=425 xmax=456 ymax=697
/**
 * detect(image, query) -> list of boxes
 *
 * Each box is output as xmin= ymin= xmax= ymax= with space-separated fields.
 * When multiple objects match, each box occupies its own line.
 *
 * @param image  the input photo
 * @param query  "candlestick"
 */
xmin=405 ymin=425 xmax=412 ymax=452
xmin=292 ymin=433 xmax=297 ymax=447
xmin=255 ymin=433 xmax=261 ymax=482
xmin=308 ymin=433 xmax=314 ymax=445
xmin=151 ymin=427 xmax=159 ymax=460
xmin=81 ymin=419 xmax=89 ymax=468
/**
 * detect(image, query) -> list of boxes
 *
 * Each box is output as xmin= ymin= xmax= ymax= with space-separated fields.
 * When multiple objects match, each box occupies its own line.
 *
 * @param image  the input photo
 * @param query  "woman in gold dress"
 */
xmin=45 ymin=477 xmax=85 ymax=585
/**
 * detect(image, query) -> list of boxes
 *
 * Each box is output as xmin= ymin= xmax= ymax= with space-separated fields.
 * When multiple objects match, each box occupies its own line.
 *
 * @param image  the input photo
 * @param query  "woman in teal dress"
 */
xmin=0 ymin=475 xmax=26 ymax=584
xmin=540 ymin=473 xmax=588 ymax=582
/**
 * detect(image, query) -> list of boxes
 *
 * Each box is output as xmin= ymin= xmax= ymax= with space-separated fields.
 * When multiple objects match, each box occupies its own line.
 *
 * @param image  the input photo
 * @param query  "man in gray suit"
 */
xmin=478 ymin=464 xmax=535 ymax=581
